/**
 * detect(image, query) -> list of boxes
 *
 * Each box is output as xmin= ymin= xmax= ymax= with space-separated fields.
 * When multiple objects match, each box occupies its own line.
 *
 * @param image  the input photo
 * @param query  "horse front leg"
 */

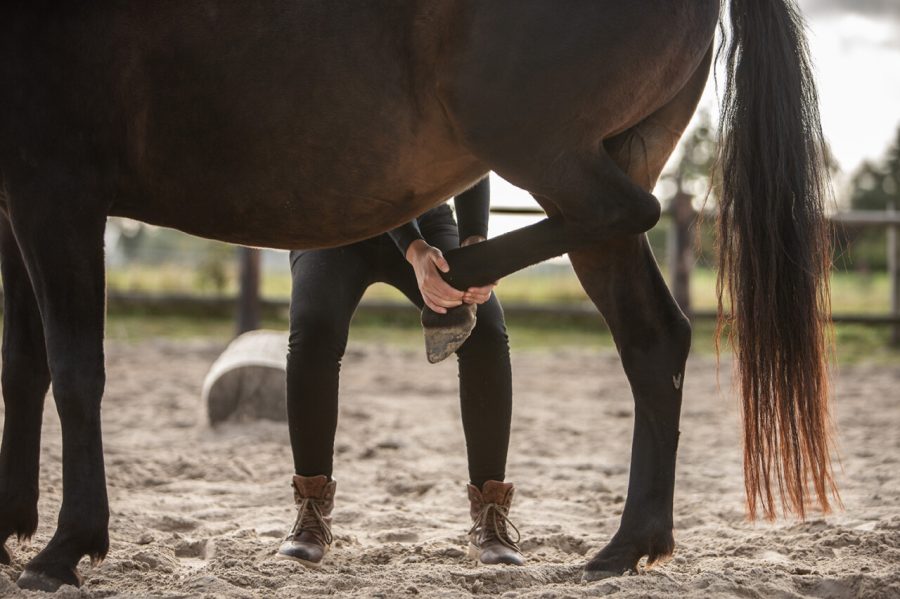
xmin=571 ymin=236 xmax=690 ymax=580
xmin=421 ymin=216 xmax=586 ymax=361
xmin=6 ymin=188 xmax=109 ymax=591
xmin=0 ymin=216 xmax=51 ymax=565
xmin=422 ymin=148 xmax=662 ymax=362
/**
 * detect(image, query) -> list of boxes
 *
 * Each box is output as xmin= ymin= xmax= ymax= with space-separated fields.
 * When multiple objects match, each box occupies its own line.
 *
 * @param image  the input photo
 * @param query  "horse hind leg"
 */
xmin=4 ymin=180 xmax=110 ymax=591
xmin=0 ymin=215 xmax=51 ymax=565
xmin=572 ymin=48 xmax=712 ymax=580
xmin=573 ymin=235 xmax=690 ymax=579
xmin=440 ymin=43 xmax=712 ymax=577
xmin=433 ymin=36 xmax=717 ymax=292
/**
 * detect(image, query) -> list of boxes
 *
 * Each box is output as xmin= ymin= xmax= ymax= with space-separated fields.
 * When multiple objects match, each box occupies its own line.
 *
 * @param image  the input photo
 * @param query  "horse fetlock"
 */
xmin=441 ymin=244 xmax=493 ymax=291
xmin=49 ymin=509 xmax=110 ymax=562
xmin=0 ymin=483 xmax=39 ymax=544
xmin=582 ymin=524 xmax=674 ymax=582
xmin=21 ymin=521 xmax=109 ymax=590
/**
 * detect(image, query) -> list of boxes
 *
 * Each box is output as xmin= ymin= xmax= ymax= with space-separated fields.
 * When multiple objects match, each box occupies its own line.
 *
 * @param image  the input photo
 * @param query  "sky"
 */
xmin=487 ymin=0 xmax=900 ymax=233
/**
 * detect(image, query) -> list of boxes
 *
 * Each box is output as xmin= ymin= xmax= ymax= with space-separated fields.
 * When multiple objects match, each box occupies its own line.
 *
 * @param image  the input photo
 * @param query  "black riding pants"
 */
xmin=287 ymin=205 xmax=512 ymax=487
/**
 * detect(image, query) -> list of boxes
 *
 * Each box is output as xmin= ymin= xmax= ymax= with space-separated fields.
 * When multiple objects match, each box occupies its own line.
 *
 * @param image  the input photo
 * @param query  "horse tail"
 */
xmin=716 ymin=0 xmax=837 ymax=520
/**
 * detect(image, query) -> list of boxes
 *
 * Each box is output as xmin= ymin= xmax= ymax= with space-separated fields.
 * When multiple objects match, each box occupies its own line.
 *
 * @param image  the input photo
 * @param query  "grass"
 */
xmin=106 ymin=262 xmax=893 ymax=316
xmin=93 ymin=307 xmax=900 ymax=368
xmin=3 ymin=262 xmax=897 ymax=366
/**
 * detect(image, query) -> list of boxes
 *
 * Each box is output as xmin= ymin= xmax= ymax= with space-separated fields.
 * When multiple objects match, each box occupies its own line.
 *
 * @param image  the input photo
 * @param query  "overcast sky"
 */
xmin=489 ymin=0 xmax=900 ymax=220
xmin=798 ymin=0 xmax=900 ymax=173
xmin=804 ymin=0 xmax=900 ymax=20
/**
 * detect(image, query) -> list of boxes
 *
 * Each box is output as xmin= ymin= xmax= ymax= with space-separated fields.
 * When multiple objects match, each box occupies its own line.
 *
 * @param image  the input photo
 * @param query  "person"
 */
xmin=276 ymin=177 xmax=524 ymax=568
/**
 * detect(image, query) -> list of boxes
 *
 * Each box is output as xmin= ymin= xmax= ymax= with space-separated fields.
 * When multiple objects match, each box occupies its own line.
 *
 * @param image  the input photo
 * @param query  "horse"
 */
xmin=0 ymin=0 xmax=836 ymax=591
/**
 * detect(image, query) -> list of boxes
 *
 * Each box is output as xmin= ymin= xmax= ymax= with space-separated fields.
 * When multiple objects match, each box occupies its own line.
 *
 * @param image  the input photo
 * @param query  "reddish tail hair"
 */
xmin=716 ymin=0 xmax=839 ymax=520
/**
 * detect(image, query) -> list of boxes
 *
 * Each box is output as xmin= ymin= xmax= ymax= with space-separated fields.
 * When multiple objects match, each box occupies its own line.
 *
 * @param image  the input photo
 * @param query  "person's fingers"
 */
xmin=467 ymin=284 xmax=495 ymax=295
xmin=462 ymin=293 xmax=490 ymax=305
xmin=425 ymin=298 xmax=447 ymax=314
xmin=429 ymin=249 xmax=450 ymax=273
xmin=424 ymin=281 xmax=464 ymax=307
xmin=460 ymin=283 xmax=493 ymax=304
xmin=427 ymin=292 xmax=463 ymax=308
xmin=425 ymin=273 xmax=464 ymax=302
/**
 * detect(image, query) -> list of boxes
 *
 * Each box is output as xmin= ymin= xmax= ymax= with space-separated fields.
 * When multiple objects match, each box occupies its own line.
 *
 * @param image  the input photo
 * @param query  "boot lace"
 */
xmin=469 ymin=502 xmax=521 ymax=551
xmin=289 ymin=497 xmax=333 ymax=545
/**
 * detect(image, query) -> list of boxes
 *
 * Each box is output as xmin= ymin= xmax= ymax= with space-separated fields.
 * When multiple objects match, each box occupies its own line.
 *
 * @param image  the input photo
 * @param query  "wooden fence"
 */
xmin=662 ymin=197 xmax=900 ymax=335
xmin=0 ymin=208 xmax=891 ymax=343
xmin=234 ymin=205 xmax=900 ymax=345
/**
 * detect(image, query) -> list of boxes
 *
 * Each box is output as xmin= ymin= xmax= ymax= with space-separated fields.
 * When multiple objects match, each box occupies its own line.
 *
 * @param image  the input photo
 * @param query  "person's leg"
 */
xmin=454 ymin=295 xmax=511 ymax=487
xmin=279 ymin=245 xmax=370 ymax=567
xmin=286 ymin=247 xmax=370 ymax=477
xmin=386 ymin=210 xmax=520 ymax=565
xmin=415 ymin=208 xmax=513 ymax=487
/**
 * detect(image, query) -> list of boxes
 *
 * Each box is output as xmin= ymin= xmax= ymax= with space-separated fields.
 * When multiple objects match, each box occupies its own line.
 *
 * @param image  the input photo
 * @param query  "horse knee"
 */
xmin=579 ymin=175 xmax=661 ymax=238
xmin=49 ymin=362 xmax=104 ymax=422
xmin=629 ymin=192 xmax=662 ymax=234
xmin=1 ymin=352 xmax=50 ymax=405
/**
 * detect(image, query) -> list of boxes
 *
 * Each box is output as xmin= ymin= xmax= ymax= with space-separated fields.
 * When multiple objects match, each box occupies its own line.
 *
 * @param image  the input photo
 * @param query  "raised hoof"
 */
xmin=17 ymin=567 xmax=81 ymax=592
xmin=422 ymin=303 xmax=477 ymax=364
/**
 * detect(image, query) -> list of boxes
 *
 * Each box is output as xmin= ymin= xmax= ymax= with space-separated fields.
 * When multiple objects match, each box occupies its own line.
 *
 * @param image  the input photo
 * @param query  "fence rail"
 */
xmin=228 ymin=205 xmax=900 ymax=342
xmin=0 ymin=208 xmax=894 ymax=339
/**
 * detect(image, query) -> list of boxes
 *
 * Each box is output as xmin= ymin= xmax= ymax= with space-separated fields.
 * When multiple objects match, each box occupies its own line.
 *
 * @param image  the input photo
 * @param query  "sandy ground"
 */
xmin=1 ymin=337 xmax=898 ymax=598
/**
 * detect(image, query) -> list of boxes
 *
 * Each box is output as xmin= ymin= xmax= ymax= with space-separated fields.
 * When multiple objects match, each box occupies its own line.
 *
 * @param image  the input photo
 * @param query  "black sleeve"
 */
xmin=454 ymin=177 xmax=490 ymax=242
xmin=387 ymin=220 xmax=424 ymax=257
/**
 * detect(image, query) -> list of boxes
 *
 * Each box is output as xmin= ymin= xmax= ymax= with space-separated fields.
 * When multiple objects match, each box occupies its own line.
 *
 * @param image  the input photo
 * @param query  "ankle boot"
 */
xmin=467 ymin=480 xmax=525 ymax=566
xmin=277 ymin=475 xmax=336 ymax=567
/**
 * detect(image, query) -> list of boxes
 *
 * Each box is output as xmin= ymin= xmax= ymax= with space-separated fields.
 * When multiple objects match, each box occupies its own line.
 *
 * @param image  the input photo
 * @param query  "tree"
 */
xmin=842 ymin=125 xmax=900 ymax=272
xmin=655 ymin=112 xmax=720 ymax=316
xmin=849 ymin=126 xmax=900 ymax=211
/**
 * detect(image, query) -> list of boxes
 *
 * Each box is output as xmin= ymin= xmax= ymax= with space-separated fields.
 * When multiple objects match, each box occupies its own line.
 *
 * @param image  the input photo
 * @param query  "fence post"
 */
xmin=236 ymin=247 xmax=261 ymax=335
xmin=889 ymin=201 xmax=900 ymax=346
xmin=667 ymin=190 xmax=695 ymax=319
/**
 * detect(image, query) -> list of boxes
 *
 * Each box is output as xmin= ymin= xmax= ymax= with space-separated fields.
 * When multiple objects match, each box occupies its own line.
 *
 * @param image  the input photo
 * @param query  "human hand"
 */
xmin=406 ymin=239 xmax=465 ymax=314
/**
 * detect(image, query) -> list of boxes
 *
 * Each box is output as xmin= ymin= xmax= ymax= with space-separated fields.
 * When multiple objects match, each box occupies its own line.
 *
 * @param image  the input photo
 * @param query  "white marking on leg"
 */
xmin=672 ymin=373 xmax=682 ymax=390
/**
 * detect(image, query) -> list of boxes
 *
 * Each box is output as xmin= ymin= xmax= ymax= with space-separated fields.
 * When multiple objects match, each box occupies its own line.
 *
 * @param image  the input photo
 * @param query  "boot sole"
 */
xmin=468 ymin=542 xmax=525 ymax=566
xmin=275 ymin=550 xmax=327 ymax=569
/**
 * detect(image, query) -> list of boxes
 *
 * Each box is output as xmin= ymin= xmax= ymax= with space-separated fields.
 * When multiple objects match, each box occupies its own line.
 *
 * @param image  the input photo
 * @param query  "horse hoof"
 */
xmin=16 ymin=569 xmax=74 ymax=593
xmin=17 ymin=567 xmax=82 ymax=592
xmin=422 ymin=303 xmax=477 ymax=363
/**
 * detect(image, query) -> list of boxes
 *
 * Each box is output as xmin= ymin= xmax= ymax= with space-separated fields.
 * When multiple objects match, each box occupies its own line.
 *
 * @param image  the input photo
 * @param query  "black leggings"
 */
xmin=287 ymin=205 xmax=512 ymax=487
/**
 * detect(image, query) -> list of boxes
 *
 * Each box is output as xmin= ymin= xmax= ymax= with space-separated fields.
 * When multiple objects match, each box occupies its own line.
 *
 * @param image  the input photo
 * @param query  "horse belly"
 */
xmin=107 ymin=2 xmax=482 ymax=248
xmin=115 ymin=129 xmax=483 ymax=249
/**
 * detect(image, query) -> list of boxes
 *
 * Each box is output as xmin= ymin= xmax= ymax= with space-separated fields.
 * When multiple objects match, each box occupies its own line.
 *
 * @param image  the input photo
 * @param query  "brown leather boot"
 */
xmin=276 ymin=475 xmax=336 ymax=568
xmin=467 ymin=480 xmax=525 ymax=566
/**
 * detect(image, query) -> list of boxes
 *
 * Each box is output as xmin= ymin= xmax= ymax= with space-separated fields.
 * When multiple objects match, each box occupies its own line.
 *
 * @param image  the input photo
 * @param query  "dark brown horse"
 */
xmin=0 ymin=0 xmax=836 ymax=591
